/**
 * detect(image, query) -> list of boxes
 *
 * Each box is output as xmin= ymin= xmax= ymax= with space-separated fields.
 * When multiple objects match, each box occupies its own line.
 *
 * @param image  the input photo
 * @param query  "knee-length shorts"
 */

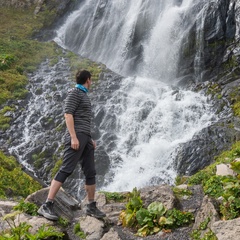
xmin=54 ymin=132 xmax=96 ymax=185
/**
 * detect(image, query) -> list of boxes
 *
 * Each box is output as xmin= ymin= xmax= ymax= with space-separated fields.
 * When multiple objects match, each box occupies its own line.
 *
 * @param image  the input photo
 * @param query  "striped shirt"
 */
xmin=64 ymin=88 xmax=92 ymax=136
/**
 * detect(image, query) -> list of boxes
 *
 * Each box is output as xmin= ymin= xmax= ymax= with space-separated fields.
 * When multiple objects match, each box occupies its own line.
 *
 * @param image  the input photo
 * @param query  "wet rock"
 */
xmin=178 ymin=0 xmax=236 ymax=83
xmin=175 ymin=123 xmax=239 ymax=175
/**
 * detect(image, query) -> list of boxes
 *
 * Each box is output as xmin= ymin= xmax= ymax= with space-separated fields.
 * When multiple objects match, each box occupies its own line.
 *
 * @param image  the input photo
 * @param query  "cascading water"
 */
xmin=53 ymin=0 xmax=216 ymax=193
xmin=4 ymin=0 xmax=223 ymax=199
xmin=95 ymin=77 xmax=215 ymax=192
xmin=55 ymin=0 xmax=208 ymax=80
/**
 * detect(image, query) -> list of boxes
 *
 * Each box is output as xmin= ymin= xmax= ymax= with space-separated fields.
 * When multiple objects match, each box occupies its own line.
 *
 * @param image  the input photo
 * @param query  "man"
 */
xmin=38 ymin=70 xmax=106 ymax=220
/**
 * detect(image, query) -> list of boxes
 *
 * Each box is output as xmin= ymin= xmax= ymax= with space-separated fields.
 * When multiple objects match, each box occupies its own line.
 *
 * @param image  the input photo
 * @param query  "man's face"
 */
xmin=87 ymin=77 xmax=92 ymax=89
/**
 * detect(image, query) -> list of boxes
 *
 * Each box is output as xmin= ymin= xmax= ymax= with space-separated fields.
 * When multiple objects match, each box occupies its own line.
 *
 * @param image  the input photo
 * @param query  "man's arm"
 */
xmin=64 ymin=113 xmax=79 ymax=150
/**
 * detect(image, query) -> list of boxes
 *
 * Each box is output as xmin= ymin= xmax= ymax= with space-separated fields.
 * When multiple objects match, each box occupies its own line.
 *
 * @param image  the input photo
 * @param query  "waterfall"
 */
xmin=52 ymin=0 xmax=218 ymax=193
xmin=93 ymin=77 xmax=214 ymax=191
xmin=55 ymin=0 xmax=208 ymax=80
xmin=3 ymin=0 xmax=225 ymax=199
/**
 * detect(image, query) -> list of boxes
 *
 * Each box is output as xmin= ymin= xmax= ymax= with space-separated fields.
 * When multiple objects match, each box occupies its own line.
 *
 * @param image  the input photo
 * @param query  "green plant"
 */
xmin=186 ymin=141 xmax=240 ymax=222
xmin=100 ymin=191 xmax=127 ymax=203
xmin=119 ymin=188 xmax=194 ymax=237
xmin=13 ymin=200 xmax=38 ymax=216
xmin=51 ymin=159 xmax=63 ymax=178
xmin=0 ymin=151 xmax=41 ymax=199
xmin=165 ymin=208 xmax=194 ymax=228
xmin=220 ymin=179 xmax=240 ymax=219
xmin=201 ymin=230 xmax=218 ymax=240
xmin=74 ymin=223 xmax=86 ymax=239
xmin=199 ymin=217 xmax=210 ymax=230
xmin=191 ymin=216 xmax=217 ymax=240
xmin=203 ymin=176 xmax=224 ymax=198
xmin=0 ymin=6 xmax=66 ymax=105
xmin=191 ymin=228 xmax=217 ymax=240
xmin=230 ymin=160 xmax=240 ymax=175
xmin=1 ymin=211 xmax=64 ymax=239
xmin=172 ymin=187 xmax=192 ymax=198
xmin=188 ymin=170 xmax=212 ymax=185
xmin=58 ymin=217 xmax=69 ymax=227
xmin=0 ymin=54 xmax=15 ymax=70
xmin=119 ymin=187 xmax=142 ymax=228
xmin=0 ymin=106 xmax=15 ymax=130
xmin=174 ymin=175 xmax=188 ymax=185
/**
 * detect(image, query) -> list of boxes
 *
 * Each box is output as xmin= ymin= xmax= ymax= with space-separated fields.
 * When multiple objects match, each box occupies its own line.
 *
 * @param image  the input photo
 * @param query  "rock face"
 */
xmin=178 ymin=0 xmax=237 ymax=83
xmin=174 ymin=122 xmax=240 ymax=175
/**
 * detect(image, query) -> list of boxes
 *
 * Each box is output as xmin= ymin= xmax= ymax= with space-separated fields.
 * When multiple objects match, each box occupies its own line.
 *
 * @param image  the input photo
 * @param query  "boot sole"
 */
xmin=37 ymin=208 xmax=58 ymax=221
xmin=86 ymin=211 xmax=106 ymax=219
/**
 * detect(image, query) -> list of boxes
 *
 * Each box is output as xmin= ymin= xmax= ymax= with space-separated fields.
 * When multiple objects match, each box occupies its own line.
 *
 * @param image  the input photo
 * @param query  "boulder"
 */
xmin=216 ymin=163 xmax=236 ymax=177
xmin=211 ymin=217 xmax=240 ymax=240
xmin=101 ymin=228 xmax=121 ymax=240
xmin=26 ymin=187 xmax=80 ymax=220
xmin=79 ymin=216 xmax=105 ymax=240
xmin=140 ymin=185 xmax=175 ymax=209
xmin=192 ymin=196 xmax=220 ymax=238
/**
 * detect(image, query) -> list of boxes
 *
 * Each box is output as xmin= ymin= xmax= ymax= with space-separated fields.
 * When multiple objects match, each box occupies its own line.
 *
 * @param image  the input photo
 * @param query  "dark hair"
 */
xmin=75 ymin=70 xmax=91 ymax=84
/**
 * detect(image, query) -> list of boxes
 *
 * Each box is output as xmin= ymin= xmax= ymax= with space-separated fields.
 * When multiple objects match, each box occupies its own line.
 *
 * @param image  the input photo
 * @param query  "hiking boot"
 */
xmin=86 ymin=201 xmax=106 ymax=219
xmin=37 ymin=201 xmax=58 ymax=221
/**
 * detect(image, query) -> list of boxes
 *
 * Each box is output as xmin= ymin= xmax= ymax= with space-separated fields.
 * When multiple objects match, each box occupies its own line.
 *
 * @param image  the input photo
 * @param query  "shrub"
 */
xmin=119 ymin=188 xmax=194 ymax=237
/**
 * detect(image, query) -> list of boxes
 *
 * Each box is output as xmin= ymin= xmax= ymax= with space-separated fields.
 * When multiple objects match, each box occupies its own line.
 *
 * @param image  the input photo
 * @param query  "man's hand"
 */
xmin=65 ymin=113 xmax=79 ymax=150
xmin=92 ymin=140 xmax=96 ymax=149
xmin=71 ymin=136 xmax=80 ymax=150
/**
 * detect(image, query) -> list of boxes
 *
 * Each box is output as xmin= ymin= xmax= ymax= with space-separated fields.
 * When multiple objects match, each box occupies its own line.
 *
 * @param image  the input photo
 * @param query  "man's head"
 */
xmin=76 ymin=70 xmax=92 ymax=84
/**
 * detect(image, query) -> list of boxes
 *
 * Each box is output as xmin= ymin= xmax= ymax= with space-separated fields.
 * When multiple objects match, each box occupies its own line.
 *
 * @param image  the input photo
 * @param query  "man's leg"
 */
xmin=38 ymin=134 xmax=88 ymax=220
xmin=82 ymin=139 xmax=106 ymax=218
xmin=47 ymin=179 xmax=63 ymax=201
xmin=37 ymin=180 xmax=63 ymax=221
xmin=85 ymin=184 xmax=96 ymax=202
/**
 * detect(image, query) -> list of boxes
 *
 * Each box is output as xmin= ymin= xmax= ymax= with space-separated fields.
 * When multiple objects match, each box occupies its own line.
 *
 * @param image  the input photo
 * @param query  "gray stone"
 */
xmin=140 ymin=185 xmax=175 ymax=209
xmin=0 ymin=201 xmax=18 ymax=232
xmin=193 ymin=196 xmax=220 ymax=238
xmin=26 ymin=187 xmax=80 ymax=220
xmin=101 ymin=228 xmax=121 ymax=240
xmin=216 ymin=163 xmax=236 ymax=177
xmin=15 ymin=214 xmax=56 ymax=234
xmin=79 ymin=216 xmax=104 ymax=240
xmin=211 ymin=217 xmax=240 ymax=240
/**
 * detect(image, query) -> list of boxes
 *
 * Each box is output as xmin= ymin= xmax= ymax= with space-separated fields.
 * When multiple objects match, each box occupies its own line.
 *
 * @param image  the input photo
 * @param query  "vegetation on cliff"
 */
xmin=0 ymin=5 xmax=105 ymax=130
xmin=186 ymin=141 xmax=240 ymax=221
xmin=0 ymin=151 xmax=41 ymax=199
xmin=0 ymin=3 xmax=108 ymax=201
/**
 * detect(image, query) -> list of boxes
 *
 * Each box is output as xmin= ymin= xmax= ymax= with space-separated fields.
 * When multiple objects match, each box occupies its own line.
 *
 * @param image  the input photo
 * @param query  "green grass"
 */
xmin=0 ymin=6 xmax=106 ymax=134
xmin=0 ymin=151 xmax=42 ymax=199
xmin=0 ymin=7 xmax=63 ymax=105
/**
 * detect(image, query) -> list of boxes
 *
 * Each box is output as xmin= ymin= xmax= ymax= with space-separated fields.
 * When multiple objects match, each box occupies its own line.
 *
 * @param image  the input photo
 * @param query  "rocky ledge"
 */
xmin=1 ymin=172 xmax=240 ymax=240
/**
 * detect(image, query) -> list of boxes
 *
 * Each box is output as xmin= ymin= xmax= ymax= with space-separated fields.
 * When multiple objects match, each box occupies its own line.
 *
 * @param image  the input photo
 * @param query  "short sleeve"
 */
xmin=64 ymin=89 xmax=82 ymax=115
